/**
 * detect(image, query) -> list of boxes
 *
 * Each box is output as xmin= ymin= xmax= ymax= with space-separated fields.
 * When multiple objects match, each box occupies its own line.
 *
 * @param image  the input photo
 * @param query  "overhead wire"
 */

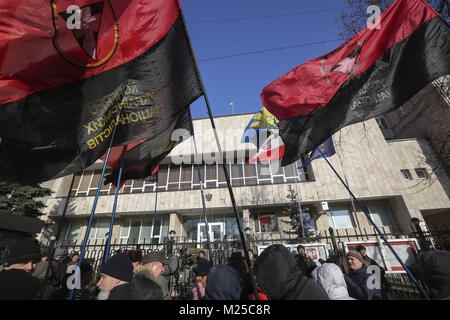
xmin=188 ymin=7 xmax=350 ymax=24
xmin=198 ymin=39 xmax=342 ymax=63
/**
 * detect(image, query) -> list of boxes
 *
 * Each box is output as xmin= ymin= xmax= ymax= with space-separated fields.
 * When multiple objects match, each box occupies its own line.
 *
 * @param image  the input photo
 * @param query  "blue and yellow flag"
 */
xmin=241 ymin=107 xmax=279 ymax=148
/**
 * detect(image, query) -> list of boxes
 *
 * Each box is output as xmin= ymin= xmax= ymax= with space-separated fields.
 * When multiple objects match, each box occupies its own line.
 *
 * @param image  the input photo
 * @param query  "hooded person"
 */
xmin=311 ymin=263 xmax=355 ymax=300
xmin=133 ymin=251 xmax=168 ymax=300
xmin=0 ymin=239 xmax=43 ymax=300
xmin=96 ymin=253 xmax=142 ymax=300
xmin=254 ymin=244 xmax=329 ymax=300
xmin=418 ymin=250 xmax=450 ymax=300
xmin=205 ymin=264 xmax=241 ymax=300
xmin=344 ymin=250 xmax=382 ymax=300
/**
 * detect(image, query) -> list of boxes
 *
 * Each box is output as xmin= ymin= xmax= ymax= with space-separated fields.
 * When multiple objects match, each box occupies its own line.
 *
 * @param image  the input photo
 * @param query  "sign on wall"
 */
xmin=344 ymin=238 xmax=419 ymax=273
xmin=257 ymin=243 xmax=329 ymax=267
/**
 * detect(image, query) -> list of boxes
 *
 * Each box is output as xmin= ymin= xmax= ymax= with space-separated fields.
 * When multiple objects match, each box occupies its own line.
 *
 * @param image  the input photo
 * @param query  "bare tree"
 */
xmin=337 ymin=0 xmax=449 ymax=40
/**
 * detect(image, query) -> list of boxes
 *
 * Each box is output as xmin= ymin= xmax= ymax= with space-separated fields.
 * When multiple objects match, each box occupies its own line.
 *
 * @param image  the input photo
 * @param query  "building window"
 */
xmin=376 ymin=116 xmax=393 ymax=139
xmin=70 ymin=159 xmax=316 ymax=197
xmin=61 ymin=221 xmax=81 ymax=242
xmin=326 ymin=206 xmax=355 ymax=229
xmin=120 ymin=217 xmax=169 ymax=244
xmin=89 ymin=219 xmax=110 ymax=239
xmin=415 ymin=168 xmax=429 ymax=179
xmin=363 ymin=205 xmax=393 ymax=227
xmin=254 ymin=213 xmax=278 ymax=233
xmin=400 ymin=169 xmax=412 ymax=180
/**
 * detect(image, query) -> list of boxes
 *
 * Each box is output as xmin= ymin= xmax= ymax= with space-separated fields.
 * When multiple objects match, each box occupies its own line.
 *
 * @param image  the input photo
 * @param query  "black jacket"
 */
xmin=108 ymin=283 xmax=143 ymax=300
xmin=132 ymin=266 xmax=164 ymax=300
xmin=254 ymin=244 xmax=329 ymax=300
xmin=0 ymin=269 xmax=42 ymax=300
xmin=419 ymin=250 xmax=450 ymax=299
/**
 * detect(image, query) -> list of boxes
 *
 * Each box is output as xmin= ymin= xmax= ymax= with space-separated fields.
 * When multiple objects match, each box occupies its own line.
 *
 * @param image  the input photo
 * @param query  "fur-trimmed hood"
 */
xmin=135 ymin=265 xmax=159 ymax=282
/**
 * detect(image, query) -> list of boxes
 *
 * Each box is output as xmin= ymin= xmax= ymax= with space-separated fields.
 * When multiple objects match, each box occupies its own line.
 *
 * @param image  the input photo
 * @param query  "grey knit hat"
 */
xmin=347 ymin=250 xmax=364 ymax=263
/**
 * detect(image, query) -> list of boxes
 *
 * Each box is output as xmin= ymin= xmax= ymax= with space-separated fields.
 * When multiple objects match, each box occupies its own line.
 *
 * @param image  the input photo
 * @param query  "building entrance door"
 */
xmin=197 ymin=222 xmax=224 ymax=248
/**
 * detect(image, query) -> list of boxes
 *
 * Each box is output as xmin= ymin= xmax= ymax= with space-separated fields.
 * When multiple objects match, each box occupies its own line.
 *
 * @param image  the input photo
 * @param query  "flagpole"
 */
xmin=69 ymin=146 xmax=114 ymax=300
xmin=69 ymin=103 xmax=125 ymax=300
xmin=188 ymin=109 xmax=213 ymax=259
xmin=103 ymin=145 xmax=127 ymax=263
xmin=38 ymin=173 xmax=76 ymax=300
xmin=335 ymin=141 xmax=362 ymax=234
xmin=315 ymin=147 xmax=430 ymax=299
xmin=178 ymin=6 xmax=259 ymax=299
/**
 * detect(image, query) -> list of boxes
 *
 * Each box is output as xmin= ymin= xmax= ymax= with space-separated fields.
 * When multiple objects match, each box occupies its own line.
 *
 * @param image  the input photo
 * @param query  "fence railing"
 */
xmin=39 ymin=225 xmax=450 ymax=300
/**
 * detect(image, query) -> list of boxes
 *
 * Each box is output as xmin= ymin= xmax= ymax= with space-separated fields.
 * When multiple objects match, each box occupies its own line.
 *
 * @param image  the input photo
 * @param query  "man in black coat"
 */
xmin=344 ymin=251 xmax=382 ymax=300
xmin=418 ymin=250 xmax=450 ymax=300
xmin=254 ymin=244 xmax=329 ymax=300
xmin=132 ymin=251 xmax=167 ymax=300
xmin=0 ymin=239 xmax=43 ymax=300
xmin=96 ymin=253 xmax=143 ymax=300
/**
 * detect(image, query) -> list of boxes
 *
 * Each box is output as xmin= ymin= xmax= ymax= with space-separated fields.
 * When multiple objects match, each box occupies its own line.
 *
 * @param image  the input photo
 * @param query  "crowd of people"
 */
xmin=0 ymin=238 xmax=449 ymax=300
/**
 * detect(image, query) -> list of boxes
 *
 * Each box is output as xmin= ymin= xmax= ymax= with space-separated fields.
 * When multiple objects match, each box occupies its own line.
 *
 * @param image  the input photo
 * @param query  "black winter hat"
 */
xmin=0 ymin=269 xmax=42 ymax=300
xmin=0 ymin=239 xmax=41 ymax=266
xmin=356 ymin=245 xmax=366 ymax=252
xmin=419 ymin=250 xmax=450 ymax=297
xmin=194 ymin=259 xmax=212 ymax=276
xmin=100 ymin=253 xmax=133 ymax=283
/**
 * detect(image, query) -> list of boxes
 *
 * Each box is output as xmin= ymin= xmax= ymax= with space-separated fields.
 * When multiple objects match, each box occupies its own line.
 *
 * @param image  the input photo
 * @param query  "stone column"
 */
xmin=169 ymin=212 xmax=183 ymax=238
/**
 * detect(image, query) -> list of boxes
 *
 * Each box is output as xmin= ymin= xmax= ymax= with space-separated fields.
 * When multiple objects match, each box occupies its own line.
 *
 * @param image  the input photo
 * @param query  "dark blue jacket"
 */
xmin=205 ymin=264 xmax=241 ymax=300
xmin=344 ymin=264 xmax=382 ymax=300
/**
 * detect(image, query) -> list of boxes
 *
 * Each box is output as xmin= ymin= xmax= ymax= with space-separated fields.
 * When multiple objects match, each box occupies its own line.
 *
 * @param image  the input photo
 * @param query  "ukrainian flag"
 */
xmin=241 ymin=107 xmax=279 ymax=148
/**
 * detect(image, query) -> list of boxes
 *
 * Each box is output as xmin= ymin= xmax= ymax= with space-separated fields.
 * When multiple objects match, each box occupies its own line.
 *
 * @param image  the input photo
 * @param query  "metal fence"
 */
xmin=41 ymin=224 xmax=450 ymax=300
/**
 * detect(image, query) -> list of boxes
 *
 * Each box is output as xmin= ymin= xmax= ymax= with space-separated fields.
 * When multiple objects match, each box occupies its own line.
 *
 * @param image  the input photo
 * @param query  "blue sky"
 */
xmin=181 ymin=0 xmax=352 ymax=119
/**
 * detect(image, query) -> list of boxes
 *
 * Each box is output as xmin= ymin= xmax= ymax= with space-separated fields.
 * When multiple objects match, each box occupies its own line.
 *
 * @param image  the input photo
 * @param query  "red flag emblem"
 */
xmin=51 ymin=0 xmax=119 ymax=68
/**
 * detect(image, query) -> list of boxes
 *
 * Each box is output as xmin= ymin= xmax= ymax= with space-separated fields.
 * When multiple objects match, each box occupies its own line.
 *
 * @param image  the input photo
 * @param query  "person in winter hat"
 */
xmin=192 ymin=259 xmax=212 ymax=300
xmin=254 ymin=244 xmax=328 ymax=300
xmin=344 ymin=250 xmax=382 ymax=300
xmin=311 ymin=263 xmax=355 ymax=300
xmin=0 ymin=239 xmax=41 ymax=272
xmin=96 ymin=253 xmax=142 ymax=300
xmin=205 ymin=264 xmax=241 ymax=300
xmin=418 ymin=250 xmax=450 ymax=300
xmin=0 ymin=239 xmax=43 ymax=299
xmin=132 ymin=251 xmax=169 ymax=300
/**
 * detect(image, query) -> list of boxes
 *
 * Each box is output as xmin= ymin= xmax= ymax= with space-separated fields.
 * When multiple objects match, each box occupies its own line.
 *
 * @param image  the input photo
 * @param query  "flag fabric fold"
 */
xmin=241 ymin=107 xmax=279 ymax=149
xmin=0 ymin=0 xmax=202 ymax=184
xmin=261 ymin=0 xmax=450 ymax=166
xmin=298 ymin=137 xmax=335 ymax=169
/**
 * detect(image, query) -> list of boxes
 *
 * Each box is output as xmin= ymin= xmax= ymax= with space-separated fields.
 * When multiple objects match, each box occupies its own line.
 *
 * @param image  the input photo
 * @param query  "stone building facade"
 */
xmin=38 ymin=112 xmax=450 ymax=247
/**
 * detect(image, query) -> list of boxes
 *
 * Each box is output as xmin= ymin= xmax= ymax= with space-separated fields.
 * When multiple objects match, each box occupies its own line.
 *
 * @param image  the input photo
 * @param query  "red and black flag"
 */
xmin=0 ymin=0 xmax=202 ymax=184
xmin=261 ymin=0 xmax=450 ymax=166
